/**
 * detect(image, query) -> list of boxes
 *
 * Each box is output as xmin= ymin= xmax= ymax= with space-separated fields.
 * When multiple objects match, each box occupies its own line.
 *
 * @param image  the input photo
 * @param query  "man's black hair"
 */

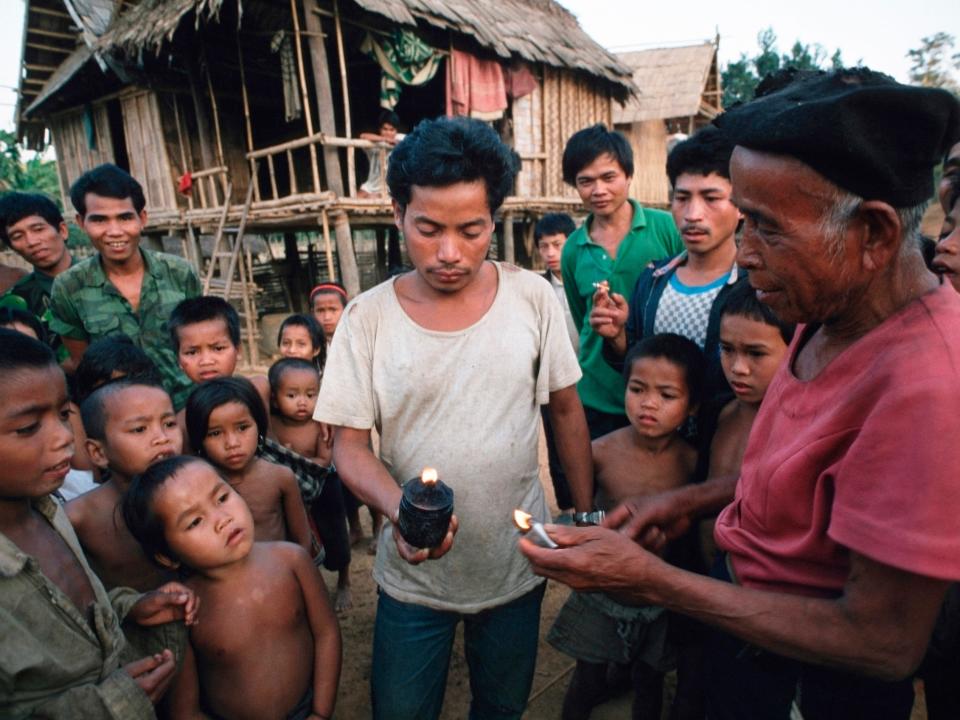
xmin=0 ymin=306 xmax=48 ymax=344
xmin=622 ymin=333 xmax=706 ymax=409
xmin=169 ymin=296 xmax=241 ymax=350
xmin=0 ymin=191 xmax=63 ymax=246
xmin=719 ymin=279 xmax=796 ymax=345
xmin=70 ymin=163 xmax=146 ymax=216
xmin=535 ymin=213 xmax=576 ymax=242
xmin=666 ymin=126 xmax=736 ymax=187
xmin=80 ymin=377 xmax=168 ymax=441
xmin=123 ymin=455 xmax=206 ymax=564
xmin=562 ymin=124 xmax=634 ymax=186
xmin=74 ymin=334 xmax=161 ymax=405
xmin=379 ymin=110 xmax=401 ymax=129
xmin=0 ymin=327 xmax=56 ymax=374
xmin=185 ymin=376 xmax=268 ymax=455
xmin=387 ymin=116 xmax=520 ymax=214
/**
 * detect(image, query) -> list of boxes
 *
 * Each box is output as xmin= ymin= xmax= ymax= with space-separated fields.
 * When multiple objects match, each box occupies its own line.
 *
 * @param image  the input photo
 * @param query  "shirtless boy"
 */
xmin=185 ymin=376 xmax=313 ymax=555
xmin=123 ymin=456 xmax=341 ymax=720
xmin=0 ymin=329 xmax=198 ymax=718
xmin=550 ymin=333 xmax=704 ymax=720
xmin=67 ymin=379 xmax=182 ymax=591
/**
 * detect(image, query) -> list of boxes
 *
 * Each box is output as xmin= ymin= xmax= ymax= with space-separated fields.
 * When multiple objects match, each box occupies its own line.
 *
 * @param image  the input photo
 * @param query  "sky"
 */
xmin=2 ymin=0 xmax=959 ymax=134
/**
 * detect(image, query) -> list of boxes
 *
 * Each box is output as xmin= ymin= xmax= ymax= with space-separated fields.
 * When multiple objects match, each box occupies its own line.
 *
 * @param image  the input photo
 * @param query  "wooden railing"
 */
xmin=187 ymin=165 xmax=230 ymax=210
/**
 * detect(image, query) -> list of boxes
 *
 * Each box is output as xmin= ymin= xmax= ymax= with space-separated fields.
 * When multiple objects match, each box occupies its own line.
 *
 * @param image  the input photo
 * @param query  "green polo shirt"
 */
xmin=49 ymin=248 xmax=200 ymax=409
xmin=561 ymin=200 xmax=682 ymax=415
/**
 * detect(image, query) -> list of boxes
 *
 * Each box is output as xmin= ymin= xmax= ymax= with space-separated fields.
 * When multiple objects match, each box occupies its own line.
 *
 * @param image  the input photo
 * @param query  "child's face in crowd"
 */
xmin=933 ymin=196 xmax=960 ymax=293
xmin=624 ymin=356 xmax=692 ymax=439
xmin=87 ymin=386 xmax=182 ymax=479
xmin=279 ymin=325 xmax=320 ymax=361
xmin=153 ymin=461 xmax=255 ymax=571
xmin=201 ymin=402 xmax=259 ymax=473
xmin=0 ymin=364 xmax=73 ymax=499
xmin=312 ymin=293 xmax=344 ymax=339
xmin=177 ymin=319 xmax=239 ymax=383
xmin=719 ymin=314 xmax=789 ymax=405
xmin=537 ymin=233 xmax=565 ymax=274
xmin=273 ymin=369 xmax=320 ymax=422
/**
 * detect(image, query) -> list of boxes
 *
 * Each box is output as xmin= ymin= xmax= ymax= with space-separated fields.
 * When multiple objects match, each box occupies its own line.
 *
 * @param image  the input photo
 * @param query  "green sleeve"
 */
xmin=47 ymin=275 xmax=87 ymax=341
xmin=561 ymin=241 xmax=585 ymax=334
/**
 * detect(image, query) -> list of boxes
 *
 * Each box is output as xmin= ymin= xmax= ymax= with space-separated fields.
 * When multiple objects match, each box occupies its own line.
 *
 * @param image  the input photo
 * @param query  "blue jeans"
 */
xmin=371 ymin=583 xmax=546 ymax=720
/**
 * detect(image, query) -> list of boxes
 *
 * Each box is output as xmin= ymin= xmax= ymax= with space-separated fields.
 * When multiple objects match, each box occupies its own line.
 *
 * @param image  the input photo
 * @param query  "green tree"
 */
xmin=721 ymin=28 xmax=846 ymax=107
xmin=907 ymin=32 xmax=960 ymax=92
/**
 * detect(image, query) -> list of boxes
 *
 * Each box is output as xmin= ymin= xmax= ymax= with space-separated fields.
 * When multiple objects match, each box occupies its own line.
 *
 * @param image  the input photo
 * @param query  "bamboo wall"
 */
xmin=48 ymin=104 xmax=115 ymax=213
xmin=618 ymin=119 xmax=670 ymax=206
xmin=121 ymin=90 xmax=178 ymax=214
xmin=512 ymin=80 xmax=543 ymax=198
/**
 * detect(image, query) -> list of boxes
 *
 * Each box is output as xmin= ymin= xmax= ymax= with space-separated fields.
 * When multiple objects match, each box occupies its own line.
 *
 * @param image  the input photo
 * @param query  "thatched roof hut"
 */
xmin=612 ymin=41 xmax=722 ymax=205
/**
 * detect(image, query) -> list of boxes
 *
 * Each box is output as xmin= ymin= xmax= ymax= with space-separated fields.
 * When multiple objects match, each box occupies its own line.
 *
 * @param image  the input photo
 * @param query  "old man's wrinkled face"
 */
xmin=730 ymin=147 xmax=866 ymax=325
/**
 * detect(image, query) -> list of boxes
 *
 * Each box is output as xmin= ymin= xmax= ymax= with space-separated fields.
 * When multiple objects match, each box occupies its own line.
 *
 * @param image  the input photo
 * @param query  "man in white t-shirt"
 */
xmin=315 ymin=116 xmax=593 ymax=720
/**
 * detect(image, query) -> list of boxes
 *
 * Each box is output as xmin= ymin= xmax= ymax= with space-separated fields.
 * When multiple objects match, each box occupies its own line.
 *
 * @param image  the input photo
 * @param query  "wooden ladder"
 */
xmin=202 ymin=180 xmax=261 ymax=368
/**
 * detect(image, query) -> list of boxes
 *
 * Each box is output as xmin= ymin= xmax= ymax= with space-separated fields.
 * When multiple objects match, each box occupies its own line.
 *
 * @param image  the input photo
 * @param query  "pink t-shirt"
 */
xmin=715 ymin=283 xmax=960 ymax=597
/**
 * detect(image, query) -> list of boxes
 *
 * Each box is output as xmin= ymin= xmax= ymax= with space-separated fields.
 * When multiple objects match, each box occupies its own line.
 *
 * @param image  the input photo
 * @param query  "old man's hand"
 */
xmin=393 ymin=513 xmax=459 ymax=565
xmin=603 ymin=490 xmax=692 ymax=551
xmin=518 ymin=524 xmax=662 ymax=604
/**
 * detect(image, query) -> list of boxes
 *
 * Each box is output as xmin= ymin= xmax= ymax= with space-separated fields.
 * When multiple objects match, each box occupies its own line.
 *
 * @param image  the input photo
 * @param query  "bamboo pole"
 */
xmin=202 ymin=45 xmax=225 ymax=170
xmin=171 ymin=93 xmax=193 ymax=211
xmin=321 ymin=209 xmax=335 ymax=280
xmin=333 ymin=0 xmax=355 ymax=197
xmin=236 ymin=27 xmax=255 ymax=153
xmin=503 ymin=211 xmax=515 ymax=263
xmin=290 ymin=0 xmax=321 ymax=194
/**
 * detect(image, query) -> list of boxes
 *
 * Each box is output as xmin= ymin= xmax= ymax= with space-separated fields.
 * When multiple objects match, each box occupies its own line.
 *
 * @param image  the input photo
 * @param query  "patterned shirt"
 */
xmin=654 ymin=271 xmax=731 ymax=349
xmin=49 ymin=248 xmax=200 ymax=409
xmin=8 ymin=257 xmax=78 ymax=363
xmin=0 ymin=496 xmax=155 ymax=720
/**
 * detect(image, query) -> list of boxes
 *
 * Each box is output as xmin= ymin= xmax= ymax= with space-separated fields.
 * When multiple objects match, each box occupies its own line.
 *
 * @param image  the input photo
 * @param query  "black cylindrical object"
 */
xmin=397 ymin=472 xmax=454 ymax=549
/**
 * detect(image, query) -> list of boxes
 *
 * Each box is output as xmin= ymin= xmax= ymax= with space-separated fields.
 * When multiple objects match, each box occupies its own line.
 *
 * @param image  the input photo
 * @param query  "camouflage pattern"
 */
xmin=49 ymin=248 xmax=200 ymax=409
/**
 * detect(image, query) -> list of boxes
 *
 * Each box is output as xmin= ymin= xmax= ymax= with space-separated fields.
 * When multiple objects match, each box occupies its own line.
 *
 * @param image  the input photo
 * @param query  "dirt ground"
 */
xmin=319 ymin=431 xmax=929 ymax=720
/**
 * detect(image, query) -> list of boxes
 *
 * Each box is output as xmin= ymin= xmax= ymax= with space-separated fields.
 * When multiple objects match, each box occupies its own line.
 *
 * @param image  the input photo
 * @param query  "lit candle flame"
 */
xmin=421 ymin=467 xmax=438 ymax=485
xmin=513 ymin=509 xmax=532 ymax=531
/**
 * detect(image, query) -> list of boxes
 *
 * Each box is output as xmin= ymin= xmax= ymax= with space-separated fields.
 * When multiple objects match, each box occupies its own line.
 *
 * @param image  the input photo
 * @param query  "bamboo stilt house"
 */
xmin=613 ymin=40 xmax=722 ymax=206
xmin=16 ymin=0 xmax=636 ymax=297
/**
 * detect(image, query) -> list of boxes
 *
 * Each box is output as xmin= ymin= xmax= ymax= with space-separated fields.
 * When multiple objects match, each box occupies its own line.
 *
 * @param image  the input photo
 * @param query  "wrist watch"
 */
xmin=573 ymin=510 xmax=605 ymax=526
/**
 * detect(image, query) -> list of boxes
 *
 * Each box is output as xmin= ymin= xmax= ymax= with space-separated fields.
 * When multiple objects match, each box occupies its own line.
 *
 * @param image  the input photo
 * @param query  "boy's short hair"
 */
xmin=74 ymin=334 xmax=161 ymax=405
xmin=562 ymin=124 xmax=634 ymax=186
xmin=387 ymin=116 xmax=520 ymax=214
xmin=268 ymin=357 xmax=320 ymax=393
xmin=81 ymin=377 xmax=167 ymax=441
xmin=169 ymin=296 xmax=241 ymax=350
xmin=0 ymin=306 xmax=47 ymax=344
xmin=0 ymin=191 xmax=63 ymax=246
xmin=666 ymin=125 xmax=736 ymax=187
xmin=378 ymin=110 xmax=401 ymax=129
xmin=0 ymin=327 xmax=56 ymax=374
xmin=185 ymin=376 xmax=268 ymax=453
xmin=534 ymin=213 xmax=576 ymax=242
xmin=70 ymin=163 xmax=146 ymax=216
xmin=623 ymin=333 xmax=707 ymax=409
xmin=719 ymin=280 xmax=797 ymax=345
xmin=124 ymin=454 xmax=206 ymax=563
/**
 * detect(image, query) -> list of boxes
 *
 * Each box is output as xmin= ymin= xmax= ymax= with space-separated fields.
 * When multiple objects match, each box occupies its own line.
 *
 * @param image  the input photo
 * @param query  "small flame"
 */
xmin=421 ymin=467 xmax=438 ymax=485
xmin=513 ymin=509 xmax=532 ymax=531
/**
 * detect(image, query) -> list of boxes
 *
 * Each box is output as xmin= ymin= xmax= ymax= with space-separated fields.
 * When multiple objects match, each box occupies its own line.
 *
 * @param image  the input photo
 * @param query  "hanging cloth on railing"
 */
xmin=360 ymin=30 xmax=444 ymax=109
xmin=445 ymin=48 xmax=507 ymax=120
xmin=270 ymin=30 xmax=302 ymax=122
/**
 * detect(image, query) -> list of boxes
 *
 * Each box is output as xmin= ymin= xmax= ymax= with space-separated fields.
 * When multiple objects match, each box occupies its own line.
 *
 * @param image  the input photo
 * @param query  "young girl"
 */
xmin=309 ymin=282 xmax=348 ymax=345
xmin=269 ymin=357 xmax=353 ymax=612
xmin=549 ymin=334 xmax=705 ymax=720
xmin=123 ymin=455 xmax=341 ymax=720
xmin=185 ymin=376 xmax=314 ymax=556
xmin=277 ymin=314 xmax=326 ymax=374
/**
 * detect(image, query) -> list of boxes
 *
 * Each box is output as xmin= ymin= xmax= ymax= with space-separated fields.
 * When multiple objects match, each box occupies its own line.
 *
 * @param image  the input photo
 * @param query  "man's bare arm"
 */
xmin=546 ymin=385 xmax=593 ymax=513
xmin=521 ymin=526 xmax=948 ymax=680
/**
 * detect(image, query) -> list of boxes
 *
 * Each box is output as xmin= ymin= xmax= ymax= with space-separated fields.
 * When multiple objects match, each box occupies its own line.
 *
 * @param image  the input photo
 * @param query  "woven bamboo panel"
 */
xmin=122 ymin=90 xmax=178 ymax=214
xmin=48 ymin=104 xmax=115 ymax=212
xmin=620 ymin=120 xmax=669 ymax=206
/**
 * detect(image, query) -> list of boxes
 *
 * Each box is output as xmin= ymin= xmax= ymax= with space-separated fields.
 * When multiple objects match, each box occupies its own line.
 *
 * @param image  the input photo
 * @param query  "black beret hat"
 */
xmin=714 ymin=68 xmax=960 ymax=206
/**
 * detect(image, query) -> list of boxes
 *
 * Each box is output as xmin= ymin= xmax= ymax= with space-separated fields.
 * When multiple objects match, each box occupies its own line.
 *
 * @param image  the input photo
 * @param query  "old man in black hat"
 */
xmin=521 ymin=68 xmax=960 ymax=719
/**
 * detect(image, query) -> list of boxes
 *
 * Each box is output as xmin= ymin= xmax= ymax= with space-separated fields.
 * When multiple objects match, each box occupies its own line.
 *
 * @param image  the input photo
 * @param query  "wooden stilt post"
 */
xmin=321 ymin=209 xmax=335 ymax=280
xmin=290 ymin=0 xmax=321 ymax=195
xmin=503 ymin=212 xmax=516 ymax=264
xmin=333 ymin=0 xmax=355 ymax=197
xmin=303 ymin=2 xmax=361 ymax=296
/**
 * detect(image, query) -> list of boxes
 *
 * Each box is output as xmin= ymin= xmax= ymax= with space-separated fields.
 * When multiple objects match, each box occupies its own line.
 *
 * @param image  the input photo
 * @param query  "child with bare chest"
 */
xmin=67 ymin=379 xmax=182 ymax=591
xmin=185 ymin=376 xmax=314 ymax=555
xmin=549 ymin=334 xmax=705 ymax=720
xmin=123 ymin=456 xmax=341 ymax=719
xmin=269 ymin=358 xmax=329 ymax=465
